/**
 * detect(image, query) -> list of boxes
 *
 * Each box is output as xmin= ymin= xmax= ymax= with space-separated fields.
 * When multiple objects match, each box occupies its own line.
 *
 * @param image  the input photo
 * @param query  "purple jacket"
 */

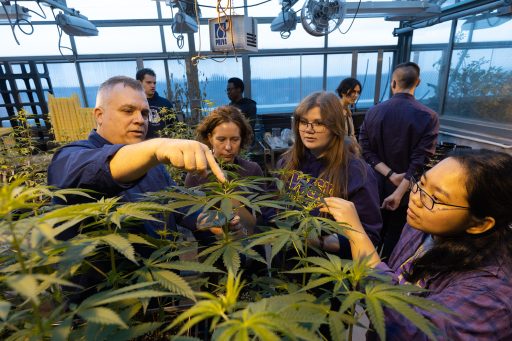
xmin=375 ymin=224 xmax=512 ymax=340
xmin=280 ymin=151 xmax=383 ymax=259
xmin=359 ymin=93 xmax=439 ymax=183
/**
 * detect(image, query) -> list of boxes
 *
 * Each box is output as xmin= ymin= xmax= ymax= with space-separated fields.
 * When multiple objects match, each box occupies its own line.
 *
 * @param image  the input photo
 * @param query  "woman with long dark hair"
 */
xmin=322 ymin=149 xmax=512 ymax=339
xmin=336 ymin=77 xmax=362 ymax=142
xmin=279 ymin=91 xmax=382 ymax=257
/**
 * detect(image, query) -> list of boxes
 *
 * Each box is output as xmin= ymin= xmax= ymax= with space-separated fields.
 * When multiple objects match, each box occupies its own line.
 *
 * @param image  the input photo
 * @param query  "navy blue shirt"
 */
xmin=359 ymin=93 xmax=439 ymax=184
xmin=230 ymin=98 xmax=257 ymax=128
xmin=279 ymin=151 xmax=383 ymax=259
xmin=147 ymin=91 xmax=175 ymax=139
xmin=47 ymin=130 xmax=194 ymax=239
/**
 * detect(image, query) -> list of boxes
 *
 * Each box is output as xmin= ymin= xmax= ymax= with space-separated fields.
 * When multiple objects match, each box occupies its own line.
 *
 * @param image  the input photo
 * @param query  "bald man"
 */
xmin=48 ymin=76 xmax=225 ymax=240
xmin=359 ymin=62 xmax=439 ymax=258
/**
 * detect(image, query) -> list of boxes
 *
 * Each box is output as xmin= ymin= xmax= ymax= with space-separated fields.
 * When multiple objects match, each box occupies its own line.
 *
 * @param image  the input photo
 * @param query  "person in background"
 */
xmin=278 ymin=91 xmax=382 ymax=258
xmin=336 ymin=77 xmax=362 ymax=142
xmin=359 ymin=61 xmax=439 ymax=259
xmin=321 ymin=149 xmax=512 ymax=340
xmin=136 ymin=68 xmax=175 ymax=139
xmin=227 ymin=77 xmax=257 ymax=129
xmin=185 ymin=105 xmax=263 ymax=244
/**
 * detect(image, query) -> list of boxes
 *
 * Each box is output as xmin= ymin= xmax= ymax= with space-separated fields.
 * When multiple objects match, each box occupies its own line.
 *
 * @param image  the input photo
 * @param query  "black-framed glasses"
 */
xmin=298 ymin=119 xmax=327 ymax=133
xmin=410 ymin=176 xmax=470 ymax=211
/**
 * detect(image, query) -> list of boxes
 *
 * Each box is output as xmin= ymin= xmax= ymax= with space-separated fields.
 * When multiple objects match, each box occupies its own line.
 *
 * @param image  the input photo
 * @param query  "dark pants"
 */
xmin=379 ymin=205 xmax=408 ymax=261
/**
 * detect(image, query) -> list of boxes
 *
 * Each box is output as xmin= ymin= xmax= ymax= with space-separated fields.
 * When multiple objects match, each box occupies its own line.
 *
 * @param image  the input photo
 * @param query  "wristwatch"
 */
xmin=385 ymin=170 xmax=394 ymax=179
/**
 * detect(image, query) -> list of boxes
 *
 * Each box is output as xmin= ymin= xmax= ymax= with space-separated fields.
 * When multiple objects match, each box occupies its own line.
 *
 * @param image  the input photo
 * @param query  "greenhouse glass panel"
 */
xmin=355 ymin=52 xmax=378 ymax=108
xmin=46 ymin=63 xmax=82 ymax=105
xmin=378 ymin=52 xmax=394 ymax=103
xmin=251 ymin=55 xmax=323 ymax=114
xmin=163 ymin=27 xmax=191 ymax=53
xmin=79 ymin=61 xmax=138 ymax=106
xmin=328 ymin=18 xmax=397 ymax=47
xmin=66 ymin=0 xmax=158 ymax=20
xmin=412 ymin=21 xmax=452 ymax=45
xmin=197 ymin=58 xmax=243 ymax=109
xmin=143 ymin=59 xmax=189 ymax=105
xmin=75 ymin=26 xmax=163 ymax=54
xmin=455 ymin=14 xmax=512 ymax=43
xmin=445 ymin=48 xmax=512 ymax=123
xmin=1 ymin=25 xmax=64 ymax=57
xmin=410 ymin=50 xmax=443 ymax=112
xmin=248 ymin=0 xmax=280 ymax=17
xmin=326 ymin=54 xmax=352 ymax=94
xmin=257 ymin=24 xmax=325 ymax=49
xmin=161 ymin=1 xmax=220 ymax=20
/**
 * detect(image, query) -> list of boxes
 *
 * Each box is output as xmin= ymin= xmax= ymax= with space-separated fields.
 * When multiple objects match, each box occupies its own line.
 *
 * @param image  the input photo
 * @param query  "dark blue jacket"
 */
xmin=47 ymin=130 xmax=194 ymax=239
xmin=359 ymin=93 xmax=439 ymax=183
xmin=147 ymin=91 xmax=175 ymax=139
xmin=279 ymin=151 xmax=383 ymax=259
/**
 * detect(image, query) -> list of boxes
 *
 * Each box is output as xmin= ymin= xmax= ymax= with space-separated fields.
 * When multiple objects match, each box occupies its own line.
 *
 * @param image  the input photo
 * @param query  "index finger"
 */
xmin=202 ymin=145 xmax=226 ymax=183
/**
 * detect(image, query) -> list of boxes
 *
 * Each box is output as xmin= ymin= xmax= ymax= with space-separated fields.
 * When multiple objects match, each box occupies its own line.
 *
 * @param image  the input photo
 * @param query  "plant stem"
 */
xmin=348 ymin=304 xmax=355 ymax=341
xmin=7 ymin=215 xmax=27 ymax=273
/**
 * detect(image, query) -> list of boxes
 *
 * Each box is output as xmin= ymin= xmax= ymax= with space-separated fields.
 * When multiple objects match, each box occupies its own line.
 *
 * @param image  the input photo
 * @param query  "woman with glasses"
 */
xmin=321 ymin=149 xmax=512 ymax=339
xmin=278 ymin=91 xmax=382 ymax=258
xmin=336 ymin=77 xmax=362 ymax=142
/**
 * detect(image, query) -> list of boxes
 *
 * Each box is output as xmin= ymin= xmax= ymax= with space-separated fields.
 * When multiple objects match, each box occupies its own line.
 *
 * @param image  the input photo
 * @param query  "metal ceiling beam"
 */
xmin=395 ymin=0 xmax=511 ymax=35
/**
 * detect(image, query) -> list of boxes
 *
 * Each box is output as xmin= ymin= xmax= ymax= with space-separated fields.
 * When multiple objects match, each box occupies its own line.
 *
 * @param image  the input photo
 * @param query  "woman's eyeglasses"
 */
xmin=410 ymin=176 xmax=470 ymax=211
xmin=298 ymin=119 xmax=327 ymax=133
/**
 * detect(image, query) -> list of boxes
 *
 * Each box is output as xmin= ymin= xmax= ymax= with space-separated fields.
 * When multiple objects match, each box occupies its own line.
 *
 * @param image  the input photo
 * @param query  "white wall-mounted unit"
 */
xmin=209 ymin=15 xmax=257 ymax=52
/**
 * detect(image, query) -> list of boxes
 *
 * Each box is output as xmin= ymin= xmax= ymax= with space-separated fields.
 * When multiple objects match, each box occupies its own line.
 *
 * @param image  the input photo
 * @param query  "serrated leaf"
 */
xmin=126 ymin=233 xmax=155 ymax=247
xmin=338 ymin=291 xmax=365 ymax=314
xmin=223 ymin=244 xmax=241 ymax=274
xmin=78 ymin=307 xmax=127 ymax=328
xmin=377 ymin=295 xmax=438 ymax=340
xmin=329 ymin=311 xmax=348 ymax=341
xmin=365 ymin=296 xmax=385 ymax=340
xmin=154 ymin=260 xmax=223 ymax=273
xmin=151 ymin=270 xmax=196 ymax=301
xmin=99 ymin=234 xmax=137 ymax=264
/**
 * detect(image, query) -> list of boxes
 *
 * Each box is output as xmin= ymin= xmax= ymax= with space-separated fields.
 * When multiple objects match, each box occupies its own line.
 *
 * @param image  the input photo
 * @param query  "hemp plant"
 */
xmin=147 ymin=171 xmax=286 ymax=275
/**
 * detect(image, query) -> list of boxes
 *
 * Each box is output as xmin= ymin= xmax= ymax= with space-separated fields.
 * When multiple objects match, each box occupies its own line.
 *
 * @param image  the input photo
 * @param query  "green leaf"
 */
xmin=109 ymin=322 xmax=162 ymax=341
xmin=51 ymin=316 xmax=73 ymax=341
xmin=79 ymin=282 xmax=158 ymax=308
xmin=223 ymin=244 xmax=241 ymax=274
xmin=220 ymin=198 xmax=233 ymax=220
xmin=338 ymin=291 xmax=365 ymax=314
xmin=0 ymin=300 xmax=11 ymax=321
xmin=365 ymin=296 xmax=385 ymax=340
xmin=154 ymin=260 xmax=223 ymax=273
xmin=6 ymin=275 xmax=39 ymax=304
xmin=126 ymin=233 xmax=155 ymax=247
xmin=151 ymin=269 xmax=196 ymax=300
xmin=376 ymin=295 xmax=438 ymax=341
xmin=78 ymin=307 xmax=128 ymax=328
xmin=329 ymin=310 xmax=348 ymax=341
xmin=99 ymin=234 xmax=137 ymax=264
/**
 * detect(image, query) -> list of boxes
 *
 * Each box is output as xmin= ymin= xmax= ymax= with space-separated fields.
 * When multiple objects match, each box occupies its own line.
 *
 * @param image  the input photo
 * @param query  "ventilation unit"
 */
xmin=209 ymin=15 xmax=258 ymax=52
